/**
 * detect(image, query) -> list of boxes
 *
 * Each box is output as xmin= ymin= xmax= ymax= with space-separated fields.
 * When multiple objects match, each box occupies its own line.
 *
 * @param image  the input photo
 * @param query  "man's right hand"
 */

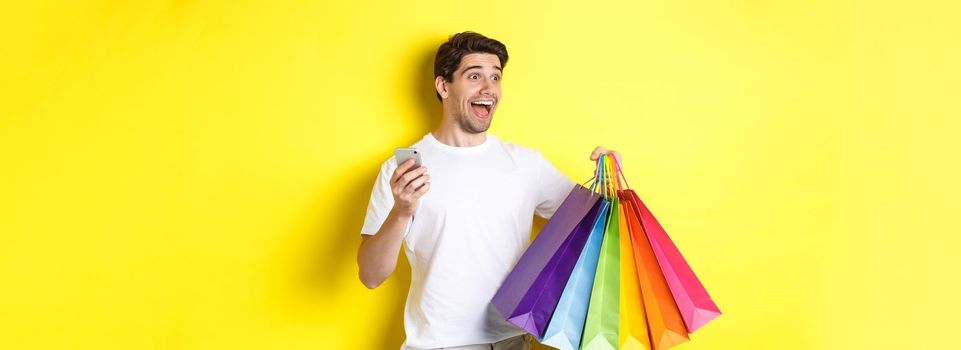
xmin=390 ymin=159 xmax=431 ymax=216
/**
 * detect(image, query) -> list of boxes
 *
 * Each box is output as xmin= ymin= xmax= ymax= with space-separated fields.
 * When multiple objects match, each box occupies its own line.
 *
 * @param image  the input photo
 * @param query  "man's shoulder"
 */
xmin=374 ymin=155 xmax=398 ymax=174
xmin=494 ymin=135 xmax=546 ymax=160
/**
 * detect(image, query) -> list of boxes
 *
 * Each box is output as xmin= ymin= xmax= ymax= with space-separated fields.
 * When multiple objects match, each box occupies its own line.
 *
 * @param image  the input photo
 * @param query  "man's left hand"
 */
xmin=590 ymin=146 xmax=622 ymax=164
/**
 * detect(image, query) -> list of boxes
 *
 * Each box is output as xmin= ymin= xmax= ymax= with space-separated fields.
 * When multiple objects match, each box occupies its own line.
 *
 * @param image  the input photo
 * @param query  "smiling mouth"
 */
xmin=470 ymin=100 xmax=494 ymax=118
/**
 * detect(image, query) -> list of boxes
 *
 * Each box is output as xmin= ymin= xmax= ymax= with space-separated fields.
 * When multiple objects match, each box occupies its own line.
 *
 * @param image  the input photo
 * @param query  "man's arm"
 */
xmin=357 ymin=159 xmax=429 ymax=289
xmin=358 ymin=209 xmax=412 ymax=289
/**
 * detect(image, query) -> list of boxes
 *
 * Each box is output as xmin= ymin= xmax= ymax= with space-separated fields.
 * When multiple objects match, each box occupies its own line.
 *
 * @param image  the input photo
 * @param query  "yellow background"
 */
xmin=2 ymin=1 xmax=959 ymax=349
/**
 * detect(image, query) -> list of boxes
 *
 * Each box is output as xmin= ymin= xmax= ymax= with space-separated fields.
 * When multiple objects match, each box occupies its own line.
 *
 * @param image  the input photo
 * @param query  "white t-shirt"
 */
xmin=361 ymin=133 xmax=576 ymax=349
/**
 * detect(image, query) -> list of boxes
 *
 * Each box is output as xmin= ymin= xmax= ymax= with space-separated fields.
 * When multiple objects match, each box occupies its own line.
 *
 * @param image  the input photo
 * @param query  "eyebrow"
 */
xmin=461 ymin=65 xmax=503 ymax=74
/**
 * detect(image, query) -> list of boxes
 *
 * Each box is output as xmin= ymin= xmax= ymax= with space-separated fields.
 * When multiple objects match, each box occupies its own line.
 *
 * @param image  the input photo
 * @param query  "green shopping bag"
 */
xmin=580 ymin=194 xmax=621 ymax=350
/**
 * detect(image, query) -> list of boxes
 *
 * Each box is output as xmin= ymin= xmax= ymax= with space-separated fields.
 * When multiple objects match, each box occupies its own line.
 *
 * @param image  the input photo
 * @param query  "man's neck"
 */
xmin=432 ymin=118 xmax=487 ymax=147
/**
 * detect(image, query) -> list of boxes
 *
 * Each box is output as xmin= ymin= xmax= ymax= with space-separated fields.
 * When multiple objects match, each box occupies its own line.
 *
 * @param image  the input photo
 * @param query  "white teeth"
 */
xmin=471 ymin=101 xmax=494 ymax=106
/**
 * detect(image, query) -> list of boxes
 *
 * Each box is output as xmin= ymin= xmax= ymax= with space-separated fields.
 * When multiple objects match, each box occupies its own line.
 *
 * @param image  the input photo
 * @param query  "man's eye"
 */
xmin=470 ymin=74 xmax=479 ymax=79
xmin=492 ymin=76 xmax=500 ymax=81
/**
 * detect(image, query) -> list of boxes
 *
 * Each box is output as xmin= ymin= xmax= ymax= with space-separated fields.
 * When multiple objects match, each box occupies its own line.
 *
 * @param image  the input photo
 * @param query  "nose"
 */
xmin=480 ymin=78 xmax=495 ymax=95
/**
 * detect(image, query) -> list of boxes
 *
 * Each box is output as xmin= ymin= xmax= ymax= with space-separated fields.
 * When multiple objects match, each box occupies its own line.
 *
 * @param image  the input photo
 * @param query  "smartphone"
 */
xmin=394 ymin=147 xmax=423 ymax=170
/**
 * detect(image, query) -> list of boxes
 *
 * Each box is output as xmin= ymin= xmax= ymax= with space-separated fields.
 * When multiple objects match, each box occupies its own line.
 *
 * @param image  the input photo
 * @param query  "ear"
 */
xmin=435 ymin=76 xmax=450 ymax=99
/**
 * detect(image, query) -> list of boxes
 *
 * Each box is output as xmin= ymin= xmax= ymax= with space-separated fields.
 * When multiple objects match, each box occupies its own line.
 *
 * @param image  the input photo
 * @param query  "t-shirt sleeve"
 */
xmin=360 ymin=158 xmax=397 ymax=236
xmin=534 ymin=151 xmax=577 ymax=219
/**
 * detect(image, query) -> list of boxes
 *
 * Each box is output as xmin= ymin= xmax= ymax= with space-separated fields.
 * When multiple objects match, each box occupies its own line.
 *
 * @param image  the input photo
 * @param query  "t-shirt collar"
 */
xmin=423 ymin=132 xmax=495 ymax=155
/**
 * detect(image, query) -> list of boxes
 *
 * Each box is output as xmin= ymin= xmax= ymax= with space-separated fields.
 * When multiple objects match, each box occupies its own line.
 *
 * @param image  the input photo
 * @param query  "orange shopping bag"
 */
xmin=622 ymin=194 xmax=689 ymax=350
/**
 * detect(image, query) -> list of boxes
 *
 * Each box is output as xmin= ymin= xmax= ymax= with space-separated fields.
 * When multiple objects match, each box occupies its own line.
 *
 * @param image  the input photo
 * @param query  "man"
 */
xmin=357 ymin=32 xmax=620 ymax=350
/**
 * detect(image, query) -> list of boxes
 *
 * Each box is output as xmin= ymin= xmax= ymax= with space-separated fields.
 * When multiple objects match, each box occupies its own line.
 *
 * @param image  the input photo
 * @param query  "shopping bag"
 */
xmin=622 ymin=195 xmax=689 ymax=350
xmin=580 ymin=195 xmax=621 ymax=350
xmin=495 ymin=152 xmax=720 ymax=349
xmin=492 ymin=185 xmax=602 ymax=325
xmin=627 ymin=190 xmax=721 ymax=333
xmin=540 ymin=200 xmax=611 ymax=350
xmin=618 ymin=194 xmax=652 ymax=350
xmin=509 ymin=199 xmax=605 ymax=337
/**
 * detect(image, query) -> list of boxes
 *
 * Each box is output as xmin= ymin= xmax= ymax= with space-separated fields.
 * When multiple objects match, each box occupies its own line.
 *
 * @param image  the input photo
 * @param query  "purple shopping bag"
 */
xmin=509 ymin=198 xmax=605 ymax=338
xmin=491 ymin=185 xmax=602 ymax=327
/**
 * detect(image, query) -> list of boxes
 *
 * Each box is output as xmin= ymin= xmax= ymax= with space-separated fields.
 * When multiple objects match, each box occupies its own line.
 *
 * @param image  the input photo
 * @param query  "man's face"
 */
xmin=437 ymin=53 xmax=502 ymax=134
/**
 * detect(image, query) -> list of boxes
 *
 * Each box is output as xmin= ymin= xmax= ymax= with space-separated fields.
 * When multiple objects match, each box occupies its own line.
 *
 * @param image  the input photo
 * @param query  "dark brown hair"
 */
xmin=433 ymin=31 xmax=509 ymax=101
